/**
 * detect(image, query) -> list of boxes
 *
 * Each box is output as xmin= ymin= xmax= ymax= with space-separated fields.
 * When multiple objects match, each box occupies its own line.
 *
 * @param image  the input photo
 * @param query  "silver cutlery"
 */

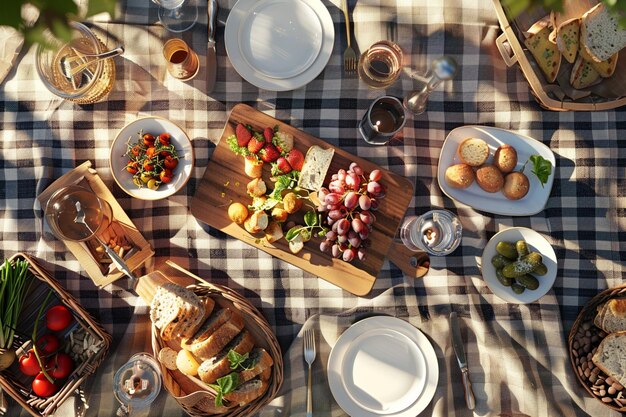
xmin=450 ymin=312 xmax=476 ymax=410
xmin=341 ymin=0 xmax=357 ymax=73
xmin=73 ymin=201 xmax=138 ymax=290
xmin=303 ymin=328 xmax=316 ymax=417
xmin=206 ymin=0 xmax=218 ymax=93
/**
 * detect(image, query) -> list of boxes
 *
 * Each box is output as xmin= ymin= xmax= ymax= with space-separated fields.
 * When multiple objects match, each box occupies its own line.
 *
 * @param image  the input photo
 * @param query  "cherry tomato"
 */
xmin=130 ymin=145 xmax=141 ymax=157
xmin=164 ymin=155 xmax=178 ymax=170
xmin=147 ymin=178 xmax=159 ymax=190
xmin=157 ymin=133 xmax=171 ymax=146
xmin=32 ymin=372 xmax=57 ymax=397
xmin=19 ymin=350 xmax=41 ymax=376
xmin=143 ymin=161 xmax=154 ymax=171
xmin=125 ymin=161 xmax=139 ymax=174
xmin=159 ymin=150 xmax=171 ymax=158
xmin=159 ymin=169 xmax=173 ymax=183
xmin=46 ymin=353 xmax=75 ymax=379
xmin=145 ymin=147 xmax=157 ymax=158
xmin=142 ymin=133 xmax=155 ymax=145
xmin=46 ymin=305 xmax=73 ymax=332
xmin=36 ymin=334 xmax=60 ymax=355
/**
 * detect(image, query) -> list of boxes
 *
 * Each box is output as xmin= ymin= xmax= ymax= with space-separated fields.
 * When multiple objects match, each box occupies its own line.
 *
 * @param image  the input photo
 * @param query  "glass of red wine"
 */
xmin=358 ymin=95 xmax=406 ymax=145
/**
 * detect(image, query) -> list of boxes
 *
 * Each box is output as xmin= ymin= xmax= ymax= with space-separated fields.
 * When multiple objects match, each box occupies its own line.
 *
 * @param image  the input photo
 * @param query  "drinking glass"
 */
xmin=45 ymin=185 xmax=112 ymax=242
xmin=152 ymin=0 xmax=198 ymax=33
xmin=357 ymin=40 xmax=403 ymax=89
xmin=163 ymin=38 xmax=199 ymax=80
xmin=113 ymin=353 xmax=162 ymax=416
xmin=400 ymin=209 xmax=462 ymax=256
xmin=358 ymin=95 xmax=406 ymax=145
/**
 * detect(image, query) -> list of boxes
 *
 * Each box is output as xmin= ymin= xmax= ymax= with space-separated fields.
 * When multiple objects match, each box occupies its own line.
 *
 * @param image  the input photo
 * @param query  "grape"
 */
xmin=329 ymin=180 xmax=345 ymax=194
xmin=348 ymin=235 xmax=361 ymax=248
xmin=349 ymin=162 xmax=358 ymax=171
xmin=336 ymin=219 xmax=350 ymax=235
xmin=337 ymin=169 xmax=347 ymax=182
xmin=317 ymin=188 xmax=329 ymax=202
xmin=328 ymin=209 xmax=344 ymax=220
xmin=331 ymin=244 xmax=341 ymax=258
xmin=325 ymin=230 xmax=337 ymax=241
xmin=357 ymin=247 xmax=367 ymax=261
xmin=351 ymin=218 xmax=366 ymax=234
xmin=360 ymin=211 xmax=376 ymax=224
xmin=337 ymin=234 xmax=348 ymax=244
xmin=348 ymin=230 xmax=358 ymax=239
xmin=344 ymin=191 xmax=358 ymax=209
xmin=325 ymin=193 xmax=340 ymax=205
xmin=359 ymin=230 xmax=369 ymax=240
xmin=345 ymin=173 xmax=359 ymax=190
xmin=370 ymin=198 xmax=380 ymax=211
xmin=369 ymin=169 xmax=382 ymax=182
xmin=342 ymin=248 xmax=356 ymax=262
xmin=320 ymin=240 xmax=331 ymax=253
xmin=331 ymin=221 xmax=339 ymax=232
xmin=367 ymin=181 xmax=382 ymax=195
xmin=350 ymin=163 xmax=364 ymax=176
xmin=358 ymin=195 xmax=371 ymax=210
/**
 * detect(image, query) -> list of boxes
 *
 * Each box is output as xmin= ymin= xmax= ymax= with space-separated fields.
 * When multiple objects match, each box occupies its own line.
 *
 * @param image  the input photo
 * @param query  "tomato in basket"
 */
xmin=19 ymin=350 xmax=41 ymax=376
xmin=36 ymin=334 xmax=60 ymax=355
xmin=46 ymin=305 xmax=73 ymax=331
xmin=32 ymin=372 xmax=57 ymax=397
xmin=46 ymin=353 xmax=75 ymax=379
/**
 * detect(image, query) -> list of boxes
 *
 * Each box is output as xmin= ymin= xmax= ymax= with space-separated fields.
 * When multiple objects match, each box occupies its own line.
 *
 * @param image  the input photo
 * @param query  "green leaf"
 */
xmin=226 ymin=135 xmax=251 ymax=157
xmin=86 ymin=0 xmax=117 ymax=17
xmin=285 ymin=226 xmax=302 ymax=242
xmin=529 ymin=155 xmax=552 ymax=187
xmin=227 ymin=350 xmax=249 ymax=370
xmin=304 ymin=211 xmax=317 ymax=227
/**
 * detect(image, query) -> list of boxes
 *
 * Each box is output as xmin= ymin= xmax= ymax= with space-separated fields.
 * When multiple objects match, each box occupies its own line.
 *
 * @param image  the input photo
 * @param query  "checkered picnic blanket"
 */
xmin=0 ymin=0 xmax=624 ymax=416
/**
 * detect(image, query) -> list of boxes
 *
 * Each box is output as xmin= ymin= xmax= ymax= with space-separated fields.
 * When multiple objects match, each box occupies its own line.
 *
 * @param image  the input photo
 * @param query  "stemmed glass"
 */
xmin=400 ymin=209 xmax=462 ymax=256
xmin=152 ymin=0 xmax=198 ymax=33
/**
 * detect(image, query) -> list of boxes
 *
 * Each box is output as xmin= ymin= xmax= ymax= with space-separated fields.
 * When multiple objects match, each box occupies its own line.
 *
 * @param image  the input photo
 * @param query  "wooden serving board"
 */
xmin=191 ymin=104 xmax=423 ymax=295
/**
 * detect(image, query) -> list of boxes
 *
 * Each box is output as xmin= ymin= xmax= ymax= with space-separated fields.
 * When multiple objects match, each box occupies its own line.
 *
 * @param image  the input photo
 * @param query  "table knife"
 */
xmin=450 ymin=312 xmax=476 ymax=410
xmin=206 ymin=0 xmax=218 ymax=93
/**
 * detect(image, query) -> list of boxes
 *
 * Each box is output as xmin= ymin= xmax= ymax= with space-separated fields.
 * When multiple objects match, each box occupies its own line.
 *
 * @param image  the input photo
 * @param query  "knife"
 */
xmin=450 ymin=312 xmax=476 ymax=410
xmin=206 ymin=0 xmax=218 ymax=93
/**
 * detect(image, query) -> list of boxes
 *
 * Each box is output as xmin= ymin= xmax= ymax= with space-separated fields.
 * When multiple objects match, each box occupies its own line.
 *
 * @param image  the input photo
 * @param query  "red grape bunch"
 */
xmin=317 ymin=162 xmax=385 ymax=262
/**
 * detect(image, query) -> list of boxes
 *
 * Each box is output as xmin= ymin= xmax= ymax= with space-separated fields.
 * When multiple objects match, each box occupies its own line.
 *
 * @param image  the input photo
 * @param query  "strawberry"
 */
xmin=235 ymin=124 xmax=252 ymax=147
xmin=259 ymin=143 xmax=280 ymax=163
xmin=247 ymin=135 xmax=264 ymax=153
xmin=285 ymin=149 xmax=305 ymax=171
xmin=275 ymin=157 xmax=292 ymax=174
xmin=273 ymin=131 xmax=293 ymax=154
xmin=263 ymin=127 xmax=274 ymax=143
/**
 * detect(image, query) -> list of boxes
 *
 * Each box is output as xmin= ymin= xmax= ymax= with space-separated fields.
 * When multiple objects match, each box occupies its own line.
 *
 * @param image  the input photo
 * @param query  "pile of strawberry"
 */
xmin=230 ymin=124 xmax=305 ymax=175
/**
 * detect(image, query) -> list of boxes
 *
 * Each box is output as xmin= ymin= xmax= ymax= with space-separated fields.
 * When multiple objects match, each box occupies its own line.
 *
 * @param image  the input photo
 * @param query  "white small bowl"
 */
xmin=110 ymin=116 xmax=194 ymax=200
xmin=481 ymin=227 xmax=557 ymax=304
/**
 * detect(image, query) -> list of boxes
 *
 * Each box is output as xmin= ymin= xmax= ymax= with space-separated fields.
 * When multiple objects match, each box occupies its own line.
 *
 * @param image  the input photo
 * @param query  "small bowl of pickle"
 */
xmin=481 ymin=227 xmax=557 ymax=304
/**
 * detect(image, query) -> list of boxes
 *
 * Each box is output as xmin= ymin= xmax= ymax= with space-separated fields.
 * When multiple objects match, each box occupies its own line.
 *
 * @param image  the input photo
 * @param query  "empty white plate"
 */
xmin=238 ymin=0 xmax=322 ymax=79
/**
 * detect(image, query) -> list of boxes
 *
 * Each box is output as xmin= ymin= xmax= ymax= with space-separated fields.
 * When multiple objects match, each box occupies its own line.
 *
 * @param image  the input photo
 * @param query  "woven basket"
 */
xmin=568 ymin=284 xmax=626 ymax=411
xmin=150 ymin=271 xmax=283 ymax=417
xmin=0 ymin=253 xmax=112 ymax=417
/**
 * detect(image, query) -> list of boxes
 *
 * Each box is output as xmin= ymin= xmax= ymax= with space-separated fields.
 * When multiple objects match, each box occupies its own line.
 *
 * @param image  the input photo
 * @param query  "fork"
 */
xmin=341 ymin=0 xmax=357 ymax=73
xmin=303 ymin=328 xmax=316 ymax=417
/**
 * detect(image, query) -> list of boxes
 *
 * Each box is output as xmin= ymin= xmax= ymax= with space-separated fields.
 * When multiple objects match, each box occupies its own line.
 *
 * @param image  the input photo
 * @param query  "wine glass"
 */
xmin=400 ymin=209 xmax=462 ymax=256
xmin=152 ymin=0 xmax=198 ymax=33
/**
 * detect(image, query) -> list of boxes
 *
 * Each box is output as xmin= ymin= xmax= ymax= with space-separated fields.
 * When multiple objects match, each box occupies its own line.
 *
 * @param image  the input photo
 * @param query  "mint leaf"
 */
xmin=529 ymin=155 xmax=552 ymax=187
xmin=304 ymin=211 xmax=317 ymax=227
xmin=227 ymin=350 xmax=249 ymax=370
xmin=209 ymin=373 xmax=239 ymax=406
xmin=285 ymin=226 xmax=302 ymax=242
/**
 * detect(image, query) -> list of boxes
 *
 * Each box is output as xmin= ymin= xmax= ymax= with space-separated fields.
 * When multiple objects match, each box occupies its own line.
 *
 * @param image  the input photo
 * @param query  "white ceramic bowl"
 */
xmin=481 ymin=227 xmax=557 ymax=304
xmin=110 ymin=117 xmax=194 ymax=200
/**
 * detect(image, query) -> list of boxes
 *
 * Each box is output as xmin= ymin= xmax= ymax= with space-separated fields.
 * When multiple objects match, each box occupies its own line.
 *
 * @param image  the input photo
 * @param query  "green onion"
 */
xmin=0 ymin=259 xmax=34 ymax=349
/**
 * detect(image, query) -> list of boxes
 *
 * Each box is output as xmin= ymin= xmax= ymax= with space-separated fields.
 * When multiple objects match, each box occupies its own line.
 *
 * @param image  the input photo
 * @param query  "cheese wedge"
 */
xmin=524 ymin=27 xmax=562 ymax=83
xmin=555 ymin=19 xmax=580 ymax=64
xmin=570 ymin=55 xmax=600 ymax=89
xmin=579 ymin=36 xmax=618 ymax=78
xmin=581 ymin=3 xmax=626 ymax=62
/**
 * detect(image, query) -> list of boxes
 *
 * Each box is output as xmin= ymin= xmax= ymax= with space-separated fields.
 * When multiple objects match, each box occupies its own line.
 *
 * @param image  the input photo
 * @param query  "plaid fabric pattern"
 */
xmin=1 ymin=0 xmax=624 ymax=416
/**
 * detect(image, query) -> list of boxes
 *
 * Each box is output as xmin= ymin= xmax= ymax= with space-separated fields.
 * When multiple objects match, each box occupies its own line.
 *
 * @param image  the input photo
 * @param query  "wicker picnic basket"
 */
xmin=568 ymin=284 xmax=626 ymax=411
xmin=149 ymin=270 xmax=283 ymax=417
xmin=0 ymin=253 xmax=112 ymax=417
xmin=492 ymin=0 xmax=626 ymax=111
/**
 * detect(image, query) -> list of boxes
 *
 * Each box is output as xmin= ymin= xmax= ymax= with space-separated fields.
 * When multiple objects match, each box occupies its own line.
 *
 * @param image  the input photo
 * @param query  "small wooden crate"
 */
xmin=568 ymin=285 xmax=626 ymax=411
xmin=0 ymin=253 xmax=112 ymax=417
xmin=492 ymin=0 xmax=626 ymax=111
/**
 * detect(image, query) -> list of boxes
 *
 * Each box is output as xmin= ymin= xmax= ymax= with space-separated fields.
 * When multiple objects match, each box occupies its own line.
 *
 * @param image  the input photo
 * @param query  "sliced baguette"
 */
xmin=524 ymin=26 xmax=562 ymax=83
xmin=298 ymin=145 xmax=335 ymax=191
xmin=181 ymin=307 xmax=234 ymax=351
xmin=458 ymin=138 xmax=489 ymax=167
xmin=570 ymin=55 xmax=600 ymax=89
xmin=600 ymin=299 xmax=626 ymax=333
xmin=555 ymin=18 xmax=580 ymax=64
xmin=578 ymin=38 xmax=618 ymax=78
xmin=198 ymin=330 xmax=256 ymax=384
xmin=581 ymin=3 xmax=626 ymax=63
xmin=188 ymin=310 xmax=245 ymax=361
xmin=223 ymin=377 xmax=269 ymax=407
xmin=236 ymin=348 xmax=274 ymax=384
xmin=152 ymin=283 xmax=206 ymax=341
xmin=592 ymin=331 xmax=626 ymax=387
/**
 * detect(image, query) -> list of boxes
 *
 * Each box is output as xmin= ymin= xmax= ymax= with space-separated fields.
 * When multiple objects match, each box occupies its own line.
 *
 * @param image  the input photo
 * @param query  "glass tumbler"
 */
xmin=45 ymin=185 xmax=112 ymax=242
xmin=358 ymin=95 xmax=406 ymax=145
xmin=358 ymin=40 xmax=404 ymax=89
xmin=400 ymin=209 xmax=462 ymax=256
xmin=113 ymin=353 xmax=162 ymax=416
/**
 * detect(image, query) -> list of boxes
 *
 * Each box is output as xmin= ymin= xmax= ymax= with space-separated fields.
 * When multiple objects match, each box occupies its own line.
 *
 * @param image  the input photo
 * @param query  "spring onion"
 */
xmin=0 ymin=259 xmax=34 ymax=349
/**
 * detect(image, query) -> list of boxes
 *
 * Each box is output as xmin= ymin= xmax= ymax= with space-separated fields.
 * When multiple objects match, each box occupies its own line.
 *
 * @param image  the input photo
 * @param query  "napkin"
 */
xmin=0 ymin=26 xmax=24 ymax=86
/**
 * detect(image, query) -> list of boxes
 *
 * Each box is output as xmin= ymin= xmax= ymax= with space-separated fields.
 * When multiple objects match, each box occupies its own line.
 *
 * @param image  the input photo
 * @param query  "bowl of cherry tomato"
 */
xmin=110 ymin=116 xmax=194 ymax=200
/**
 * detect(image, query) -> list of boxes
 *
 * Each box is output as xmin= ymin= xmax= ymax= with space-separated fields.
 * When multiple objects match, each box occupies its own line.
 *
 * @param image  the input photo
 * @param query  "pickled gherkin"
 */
xmin=495 ymin=268 xmax=514 ymax=286
xmin=496 ymin=241 xmax=518 ymax=260
xmin=511 ymin=283 xmax=525 ymax=294
xmin=502 ymin=252 xmax=544 ymax=278
xmin=515 ymin=240 xmax=529 ymax=258
xmin=491 ymin=254 xmax=513 ymax=269
xmin=516 ymin=274 xmax=539 ymax=290
xmin=532 ymin=263 xmax=548 ymax=276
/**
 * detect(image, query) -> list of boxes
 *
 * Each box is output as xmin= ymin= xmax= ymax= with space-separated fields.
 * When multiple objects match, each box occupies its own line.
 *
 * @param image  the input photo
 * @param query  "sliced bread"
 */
xmin=298 ymin=145 xmax=335 ymax=191
xmin=578 ymin=38 xmax=618 ymax=78
xmin=555 ymin=18 xmax=580 ymax=64
xmin=198 ymin=330 xmax=256 ymax=384
xmin=581 ymin=3 xmax=626 ymax=63
xmin=236 ymin=348 xmax=274 ymax=384
xmin=188 ymin=310 xmax=245 ymax=361
xmin=570 ymin=55 xmax=600 ymax=89
xmin=151 ymin=283 xmax=206 ymax=341
xmin=181 ymin=307 xmax=233 ymax=351
xmin=599 ymin=299 xmax=626 ymax=333
xmin=592 ymin=331 xmax=626 ymax=387
xmin=524 ymin=26 xmax=562 ymax=83
xmin=458 ymin=138 xmax=489 ymax=167
xmin=223 ymin=377 xmax=269 ymax=407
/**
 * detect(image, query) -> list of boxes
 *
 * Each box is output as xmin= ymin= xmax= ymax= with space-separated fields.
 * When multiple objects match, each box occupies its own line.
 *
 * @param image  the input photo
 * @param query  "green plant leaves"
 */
xmin=304 ymin=211 xmax=317 ymax=227
xmin=529 ymin=155 xmax=552 ymax=187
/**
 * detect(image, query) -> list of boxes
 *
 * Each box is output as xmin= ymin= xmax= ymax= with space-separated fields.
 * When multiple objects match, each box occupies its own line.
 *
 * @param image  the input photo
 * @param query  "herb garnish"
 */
xmin=522 ymin=155 xmax=553 ymax=187
xmin=209 ymin=373 xmax=239 ymax=407
xmin=285 ymin=211 xmax=328 ymax=242
xmin=227 ymin=350 xmax=251 ymax=370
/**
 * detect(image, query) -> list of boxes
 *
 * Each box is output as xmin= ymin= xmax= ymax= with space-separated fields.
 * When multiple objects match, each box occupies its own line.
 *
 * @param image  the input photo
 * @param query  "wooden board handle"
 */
xmin=387 ymin=241 xmax=430 ymax=279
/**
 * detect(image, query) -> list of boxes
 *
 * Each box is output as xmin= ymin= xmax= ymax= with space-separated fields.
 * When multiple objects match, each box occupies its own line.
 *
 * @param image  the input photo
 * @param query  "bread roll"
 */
xmin=244 ymin=156 xmax=263 ymax=178
xmin=502 ymin=172 xmax=529 ymax=200
xmin=475 ymin=165 xmax=504 ymax=193
xmin=493 ymin=145 xmax=517 ymax=174
xmin=458 ymin=138 xmax=489 ymax=167
xmin=444 ymin=164 xmax=475 ymax=189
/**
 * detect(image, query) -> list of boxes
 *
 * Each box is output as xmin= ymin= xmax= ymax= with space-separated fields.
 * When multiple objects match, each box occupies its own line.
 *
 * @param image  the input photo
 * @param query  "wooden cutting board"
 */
xmin=191 ymin=104 xmax=426 ymax=295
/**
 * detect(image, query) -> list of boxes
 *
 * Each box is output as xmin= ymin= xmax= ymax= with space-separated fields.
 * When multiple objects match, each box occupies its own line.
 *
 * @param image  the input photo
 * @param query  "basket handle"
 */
xmin=495 ymin=32 xmax=518 ymax=67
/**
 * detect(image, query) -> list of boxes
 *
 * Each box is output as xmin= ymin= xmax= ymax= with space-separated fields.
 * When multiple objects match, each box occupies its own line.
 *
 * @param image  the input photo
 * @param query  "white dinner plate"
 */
xmin=109 ymin=117 xmax=194 ymax=200
xmin=328 ymin=316 xmax=438 ymax=417
xmin=238 ymin=0 xmax=322 ymax=79
xmin=437 ymin=126 xmax=556 ymax=216
xmin=225 ymin=0 xmax=334 ymax=91
xmin=481 ymin=227 xmax=557 ymax=304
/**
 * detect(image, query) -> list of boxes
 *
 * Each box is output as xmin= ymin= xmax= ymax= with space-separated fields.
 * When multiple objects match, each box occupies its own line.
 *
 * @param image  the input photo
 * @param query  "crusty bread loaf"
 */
xmin=592 ymin=331 xmax=626 ymax=388
xmin=151 ymin=283 xmax=206 ymax=341
xmin=223 ymin=377 xmax=269 ymax=407
xmin=493 ymin=144 xmax=518 ymax=174
xmin=188 ymin=310 xmax=245 ymax=361
xmin=502 ymin=172 xmax=530 ymax=200
xmin=198 ymin=330 xmax=256 ymax=384
xmin=444 ymin=164 xmax=475 ymax=189
xmin=581 ymin=3 xmax=626 ymax=63
xmin=596 ymin=299 xmax=626 ymax=333
xmin=556 ymin=19 xmax=580 ymax=64
xmin=236 ymin=348 xmax=274 ymax=384
xmin=524 ymin=26 xmax=562 ymax=83
xmin=181 ymin=307 xmax=233 ymax=351
xmin=570 ymin=55 xmax=600 ymax=89
xmin=298 ymin=145 xmax=335 ymax=191
xmin=475 ymin=164 xmax=504 ymax=193
xmin=150 ymin=283 xmax=185 ymax=329
xmin=458 ymin=138 xmax=489 ymax=167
